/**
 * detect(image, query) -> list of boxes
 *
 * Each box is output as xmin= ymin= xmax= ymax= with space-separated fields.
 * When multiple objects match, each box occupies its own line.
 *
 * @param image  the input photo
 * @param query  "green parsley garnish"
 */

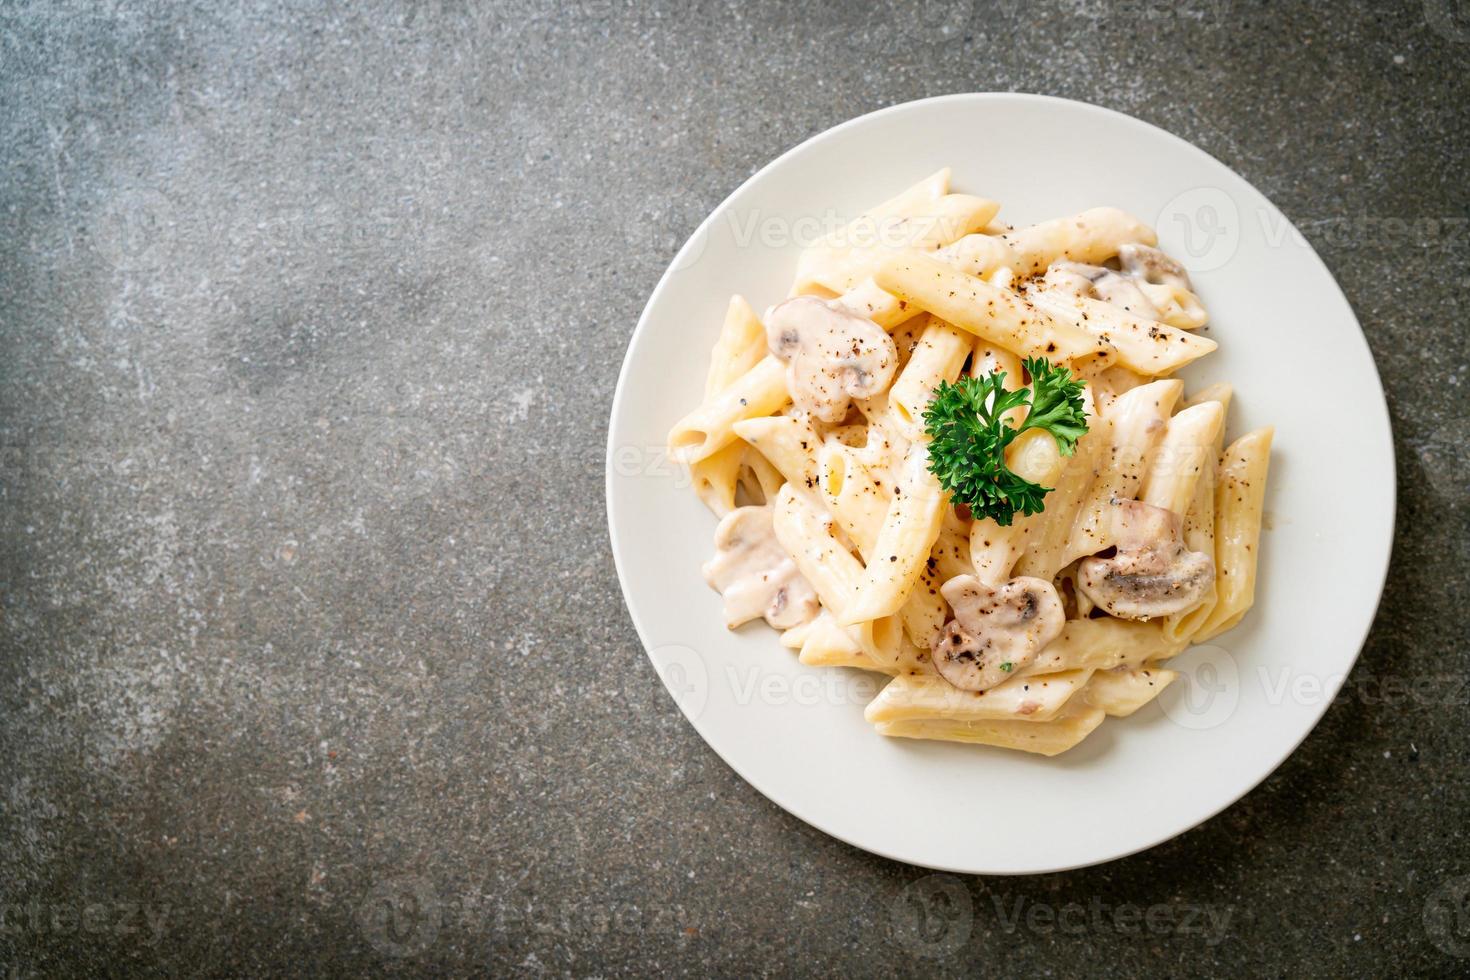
xmin=922 ymin=357 xmax=1089 ymax=527
xmin=999 ymin=662 xmax=1014 ymax=672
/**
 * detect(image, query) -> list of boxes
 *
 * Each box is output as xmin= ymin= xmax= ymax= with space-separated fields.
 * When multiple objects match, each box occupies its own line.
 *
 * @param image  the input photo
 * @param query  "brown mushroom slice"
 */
xmin=765 ymin=296 xmax=898 ymax=424
xmin=1076 ymin=498 xmax=1214 ymax=621
xmin=702 ymin=505 xmax=819 ymax=630
xmin=930 ymin=575 xmax=1065 ymax=692
xmin=1044 ymin=260 xmax=1162 ymax=321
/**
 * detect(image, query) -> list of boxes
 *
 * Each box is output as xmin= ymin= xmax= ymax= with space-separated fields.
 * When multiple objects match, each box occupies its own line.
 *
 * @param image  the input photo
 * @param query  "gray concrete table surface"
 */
xmin=1 ymin=0 xmax=1467 ymax=975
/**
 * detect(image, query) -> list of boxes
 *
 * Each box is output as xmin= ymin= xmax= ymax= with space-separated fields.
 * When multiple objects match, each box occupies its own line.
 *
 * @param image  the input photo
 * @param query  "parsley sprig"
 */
xmin=922 ymin=357 xmax=1089 ymax=527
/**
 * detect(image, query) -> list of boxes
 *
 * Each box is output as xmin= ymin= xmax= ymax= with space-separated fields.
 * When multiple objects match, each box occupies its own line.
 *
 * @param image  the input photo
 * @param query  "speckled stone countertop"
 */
xmin=1 ymin=1 xmax=1467 ymax=975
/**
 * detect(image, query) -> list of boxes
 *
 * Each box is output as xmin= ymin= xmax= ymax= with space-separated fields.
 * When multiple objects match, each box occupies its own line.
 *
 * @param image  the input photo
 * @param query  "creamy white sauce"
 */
xmin=1118 ymin=244 xmax=1192 ymax=291
xmin=1042 ymin=244 xmax=1200 ymax=324
xmin=1045 ymin=260 xmax=1162 ymax=320
xmin=765 ymin=296 xmax=897 ymax=424
xmin=703 ymin=505 xmax=819 ymax=630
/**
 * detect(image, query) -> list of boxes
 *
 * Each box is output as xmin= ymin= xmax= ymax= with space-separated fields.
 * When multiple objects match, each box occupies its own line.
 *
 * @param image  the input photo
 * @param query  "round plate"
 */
xmin=605 ymin=94 xmax=1394 ymax=873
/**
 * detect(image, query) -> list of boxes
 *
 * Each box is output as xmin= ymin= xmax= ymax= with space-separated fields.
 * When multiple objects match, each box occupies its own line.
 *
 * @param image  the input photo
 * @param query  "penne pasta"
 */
xmin=1026 ymin=290 xmax=1217 ymax=377
xmin=1164 ymin=386 xmax=1233 ymax=642
xmin=1140 ymin=399 xmax=1225 ymax=518
xmin=1020 ymin=617 xmax=1190 ymax=677
xmin=669 ymin=356 xmax=790 ymax=463
xmin=772 ymin=484 xmax=902 ymax=663
xmin=874 ymin=251 xmax=1103 ymax=362
xmin=1084 ymin=666 xmax=1179 ymax=717
xmin=873 ymin=697 xmax=1107 ymax=756
xmin=796 ymin=194 xmax=1001 ymax=295
xmin=1194 ymin=428 xmax=1274 ymax=642
xmin=1063 ymin=379 xmax=1183 ymax=566
xmin=676 ymin=173 xmax=1274 ymax=756
xmin=887 ymin=317 xmax=972 ymax=439
xmin=841 ymin=444 xmax=947 ymax=625
xmin=733 ymin=415 xmax=822 ymax=496
xmin=866 ymin=668 xmax=1094 ymax=725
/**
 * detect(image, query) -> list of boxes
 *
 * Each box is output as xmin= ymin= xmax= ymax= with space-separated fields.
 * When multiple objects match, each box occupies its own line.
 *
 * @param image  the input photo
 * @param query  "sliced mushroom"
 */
xmin=930 ymin=575 xmax=1065 ymax=692
xmin=765 ymin=296 xmax=897 ymax=424
xmin=703 ymin=505 xmax=819 ymax=630
xmin=1076 ymin=498 xmax=1214 ymax=620
xmin=1118 ymin=244 xmax=1193 ymax=291
xmin=1044 ymin=260 xmax=1162 ymax=320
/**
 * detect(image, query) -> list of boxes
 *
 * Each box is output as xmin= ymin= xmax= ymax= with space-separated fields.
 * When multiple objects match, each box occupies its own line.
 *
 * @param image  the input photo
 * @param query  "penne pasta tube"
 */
xmin=866 ymin=668 xmax=1094 ymax=725
xmin=668 ymin=356 xmax=790 ymax=463
xmin=1025 ymin=290 xmax=1217 ymax=377
xmin=873 ymin=696 xmax=1106 ymax=756
xmin=687 ymin=295 xmax=774 ymax=514
xmin=1019 ymin=617 xmax=1190 ymax=677
xmin=772 ymin=484 xmax=902 ymax=663
xmin=826 ymin=168 xmax=951 ymax=243
xmin=874 ymin=251 xmax=1103 ymax=362
xmin=1063 ymin=379 xmax=1183 ymax=566
xmin=733 ymin=415 xmax=821 ymax=496
xmin=819 ymin=444 xmax=949 ymax=648
xmin=792 ymin=170 xmax=951 ymax=294
xmin=779 ymin=618 xmax=817 ymax=650
xmin=1084 ymin=666 xmax=1179 ymax=717
xmin=1139 ymin=400 xmax=1225 ymax=518
xmin=1194 ymin=427 xmax=1274 ymax=642
xmin=991 ymin=207 xmax=1158 ymax=276
xmin=1164 ymin=386 xmax=1233 ymax=642
xmin=939 ymin=207 xmax=1157 ymax=279
xmin=842 ymin=444 xmax=947 ymax=625
xmin=829 ymin=208 xmax=1157 ymax=339
xmin=690 ymin=441 xmax=745 ymax=515
xmin=739 ymin=443 xmax=786 ymax=504
xmin=705 ymin=295 xmax=766 ymax=394
xmin=886 ymin=317 xmax=972 ymax=439
xmin=799 ymin=612 xmax=929 ymax=674
xmin=796 ymin=194 xmax=1001 ymax=295
xmin=817 ymin=443 xmax=887 ymax=551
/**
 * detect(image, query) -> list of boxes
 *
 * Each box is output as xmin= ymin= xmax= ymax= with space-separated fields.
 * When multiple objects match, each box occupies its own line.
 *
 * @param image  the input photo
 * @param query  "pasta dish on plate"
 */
xmin=667 ymin=169 xmax=1272 ymax=756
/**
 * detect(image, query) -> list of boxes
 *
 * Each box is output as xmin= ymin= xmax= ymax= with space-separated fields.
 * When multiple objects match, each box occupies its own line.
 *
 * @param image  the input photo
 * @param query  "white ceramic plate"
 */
xmin=606 ymin=94 xmax=1394 ymax=874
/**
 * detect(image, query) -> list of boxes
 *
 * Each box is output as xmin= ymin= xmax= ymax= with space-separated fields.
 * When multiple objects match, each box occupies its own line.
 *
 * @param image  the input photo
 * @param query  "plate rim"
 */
xmin=604 ymin=91 xmax=1397 ymax=874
